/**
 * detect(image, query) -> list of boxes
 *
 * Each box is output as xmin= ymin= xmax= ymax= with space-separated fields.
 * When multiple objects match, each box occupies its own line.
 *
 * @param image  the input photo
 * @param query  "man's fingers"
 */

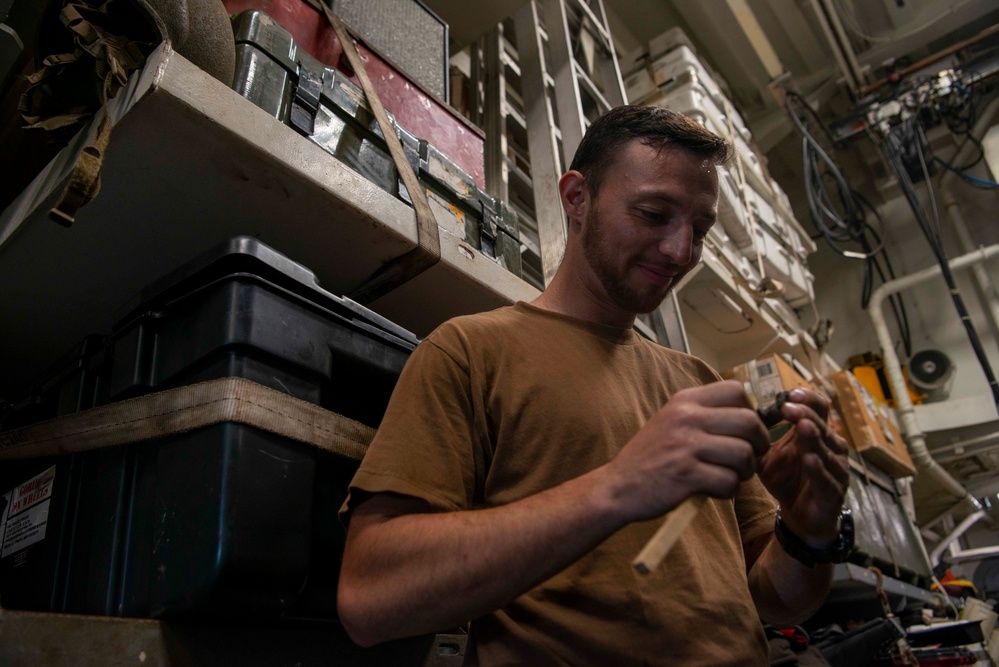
xmin=698 ymin=407 xmax=771 ymax=457
xmin=781 ymin=401 xmax=848 ymax=456
xmin=801 ymin=451 xmax=850 ymax=503
xmin=690 ymin=463 xmax=744 ymax=499
xmin=695 ymin=436 xmax=758 ymax=481
xmin=683 ymin=379 xmax=755 ymax=408
xmin=781 ymin=401 xmax=851 ymax=489
xmin=785 ymin=388 xmax=830 ymax=420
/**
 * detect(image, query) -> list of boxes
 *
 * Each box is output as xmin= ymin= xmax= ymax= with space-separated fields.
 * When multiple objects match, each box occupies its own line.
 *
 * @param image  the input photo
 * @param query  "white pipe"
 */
xmin=931 ymin=510 xmax=986 ymax=565
xmin=869 ymin=244 xmax=999 ymax=507
xmin=944 ymin=545 xmax=999 ymax=565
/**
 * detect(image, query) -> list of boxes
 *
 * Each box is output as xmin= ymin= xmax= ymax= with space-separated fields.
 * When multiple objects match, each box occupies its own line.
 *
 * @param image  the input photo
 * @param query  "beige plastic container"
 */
xmin=961 ymin=597 xmax=998 ymax=639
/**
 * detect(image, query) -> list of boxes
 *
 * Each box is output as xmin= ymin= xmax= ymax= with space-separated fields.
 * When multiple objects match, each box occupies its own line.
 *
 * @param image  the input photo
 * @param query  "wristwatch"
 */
xmin=774 ymin=507 xmax=854 ymax=568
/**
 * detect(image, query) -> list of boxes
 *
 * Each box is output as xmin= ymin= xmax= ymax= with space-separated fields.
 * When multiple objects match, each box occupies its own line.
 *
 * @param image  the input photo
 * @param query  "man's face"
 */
xmin=578 ymin=141 xmax=720 ymax=315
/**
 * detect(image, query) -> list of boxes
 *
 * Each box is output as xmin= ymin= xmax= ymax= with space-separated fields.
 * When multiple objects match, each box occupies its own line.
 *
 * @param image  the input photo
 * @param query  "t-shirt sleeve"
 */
xmin=340 ymin=329 xmax=480 ymax=524
xmin=735 ymin=476 xmax=778 ymax=546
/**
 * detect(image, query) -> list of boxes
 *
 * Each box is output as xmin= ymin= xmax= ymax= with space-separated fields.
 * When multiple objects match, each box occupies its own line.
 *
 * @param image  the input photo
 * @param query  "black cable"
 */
xmin=853 ymin=191 xmax=913 ymax=357
xmin=788 ymin=95 xmax=875 ymax=255
xmin=785 ymin=92 xmax=914 ymax=356
xmin=875 ymin=117 xmax=999 ymax=407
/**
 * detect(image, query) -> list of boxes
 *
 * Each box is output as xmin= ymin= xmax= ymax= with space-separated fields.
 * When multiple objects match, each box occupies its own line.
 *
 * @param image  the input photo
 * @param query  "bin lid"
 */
xmin=111 ymin=236 xmax=420 ymax=350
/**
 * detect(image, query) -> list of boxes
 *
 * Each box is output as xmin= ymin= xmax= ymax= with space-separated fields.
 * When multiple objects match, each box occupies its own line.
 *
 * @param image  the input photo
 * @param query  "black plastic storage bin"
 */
xmin=0 ymin=335 xmax=111 ymax=614
xmin=0 ymin=334 xmax=110 ymax=431
xmin=0 ymin=237 xmax=418 ymax=620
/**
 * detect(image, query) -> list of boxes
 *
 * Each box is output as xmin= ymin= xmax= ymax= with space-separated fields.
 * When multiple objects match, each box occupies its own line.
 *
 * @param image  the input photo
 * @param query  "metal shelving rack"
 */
xmin=0 ymin=44 xmax=539 ymax=398
xmin=472 ymin=0 xmax=625 ymax=290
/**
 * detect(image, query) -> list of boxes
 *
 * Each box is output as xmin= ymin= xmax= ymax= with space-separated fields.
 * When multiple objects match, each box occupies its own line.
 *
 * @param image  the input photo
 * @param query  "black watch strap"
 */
xmin=774 ymin=507 xmax=854 ymax=568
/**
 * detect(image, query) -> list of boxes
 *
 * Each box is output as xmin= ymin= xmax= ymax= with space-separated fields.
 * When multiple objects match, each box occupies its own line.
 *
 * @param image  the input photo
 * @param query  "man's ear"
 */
xmin=559 ymin=170 xmax=588 ymax=225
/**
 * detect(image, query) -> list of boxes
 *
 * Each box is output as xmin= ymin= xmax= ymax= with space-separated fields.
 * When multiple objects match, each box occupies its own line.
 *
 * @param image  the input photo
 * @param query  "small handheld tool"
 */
xmin=632 ymin=391 xmax=792 ymax=575
xmin=758 ymin=390 xmax=791 ymax=428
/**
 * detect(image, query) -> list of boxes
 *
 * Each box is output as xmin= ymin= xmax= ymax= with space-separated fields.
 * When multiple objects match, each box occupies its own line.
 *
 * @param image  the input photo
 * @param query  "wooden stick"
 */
xmin=632 ymin=495 xmax=707 ymax=574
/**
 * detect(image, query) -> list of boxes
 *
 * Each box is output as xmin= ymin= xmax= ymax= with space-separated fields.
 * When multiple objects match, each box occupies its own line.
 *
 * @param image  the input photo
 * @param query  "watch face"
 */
xmin=835 ymin=508 xmax=855 ymax=562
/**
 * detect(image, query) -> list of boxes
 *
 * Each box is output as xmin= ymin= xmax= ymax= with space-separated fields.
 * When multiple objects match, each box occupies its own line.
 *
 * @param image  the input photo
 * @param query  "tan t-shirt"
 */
xmin=342 ymin=302 xmax=777 ymax=666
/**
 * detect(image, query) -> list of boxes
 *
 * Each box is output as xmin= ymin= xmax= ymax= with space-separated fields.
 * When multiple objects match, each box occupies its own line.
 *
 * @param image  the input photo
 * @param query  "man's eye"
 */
xmin=637 ymin=209 xmax=665 ymax=221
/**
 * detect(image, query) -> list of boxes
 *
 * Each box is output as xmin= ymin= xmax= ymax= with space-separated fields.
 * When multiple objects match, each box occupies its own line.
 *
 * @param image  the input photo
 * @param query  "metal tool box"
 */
xmin=845 ymin=465 xmax=931 ymax=582
xmin=231 ymin=10 xmax=522 ymax=279
xmin=415 ymin=140 xmax=522 ymax=277
xmin=0 ymin=237 xmax=417 ymax=620
xmin=222 ymin=0 xmax=484 ymax=188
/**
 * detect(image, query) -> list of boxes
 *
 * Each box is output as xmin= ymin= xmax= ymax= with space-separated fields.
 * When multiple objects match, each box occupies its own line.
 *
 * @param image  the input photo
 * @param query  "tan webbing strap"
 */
xmin=318 ymin=2 xmax=442 ymax=305
xmin=0 ymin=377 xmax=375 ymax=462
xmin=48 ymin=109 xmax=114 ymax=226
xmin=19 ymin=54 xmax=93 ymax=131
xmin=22 ymin=0 xmax=154 ymax=225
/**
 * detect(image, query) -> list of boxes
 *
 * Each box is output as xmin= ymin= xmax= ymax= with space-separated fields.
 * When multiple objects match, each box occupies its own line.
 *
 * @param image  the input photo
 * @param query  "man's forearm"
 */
xmin=337 ymin=465 xmax=630 ymax=646
xmin=748 ymin=536 xmax=834 ymax=626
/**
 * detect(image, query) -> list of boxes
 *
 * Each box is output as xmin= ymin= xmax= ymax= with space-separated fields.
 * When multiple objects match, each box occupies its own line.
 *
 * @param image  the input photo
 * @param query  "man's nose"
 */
xmin=657 ymin=222 xmax=694 ymax=265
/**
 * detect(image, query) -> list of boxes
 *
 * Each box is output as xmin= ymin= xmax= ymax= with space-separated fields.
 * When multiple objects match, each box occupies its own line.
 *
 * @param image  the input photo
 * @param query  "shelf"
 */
xmin=0 ymin=607 xmax=465 ymax=666
xmin=0 ymin=44 xmax=538 ymax=398
xmin=810 ymin=563 xmax=945 ymax=629
xmin=832 ymin=563 xmax=942 ymax=607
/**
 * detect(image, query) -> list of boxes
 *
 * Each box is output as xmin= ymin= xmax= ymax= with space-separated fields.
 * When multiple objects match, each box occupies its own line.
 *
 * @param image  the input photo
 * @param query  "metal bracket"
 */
xmin=290 ymin=61 xmax=323 ymax=136
xmin=478 ymin=199 xmax=499 ymax=259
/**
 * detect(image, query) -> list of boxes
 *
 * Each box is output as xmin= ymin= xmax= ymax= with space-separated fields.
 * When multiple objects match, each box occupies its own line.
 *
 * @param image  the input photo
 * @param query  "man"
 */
xmin=337 ymin=106 xmax=850 ymax=666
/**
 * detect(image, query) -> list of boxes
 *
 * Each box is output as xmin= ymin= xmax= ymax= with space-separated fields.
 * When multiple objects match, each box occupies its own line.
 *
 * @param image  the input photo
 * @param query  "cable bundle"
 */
xmin=784 ymin=92 xmax=913 ymax=357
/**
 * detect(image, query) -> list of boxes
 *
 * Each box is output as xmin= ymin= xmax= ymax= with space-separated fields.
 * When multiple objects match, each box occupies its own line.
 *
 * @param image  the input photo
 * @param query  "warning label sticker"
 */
xmin=0 ymin=466 xmax=56 ymax=559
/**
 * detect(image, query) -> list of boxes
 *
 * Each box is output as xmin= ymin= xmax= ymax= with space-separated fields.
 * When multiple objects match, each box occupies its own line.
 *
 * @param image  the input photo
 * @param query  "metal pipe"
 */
xmin=818 ymin=0 xmax=864 ymax=94
xmin=808 ymin=0 xmax=861 ymax=95
xmin=869 ymin=244 xmax=999 ymax=509
xmin=931 ymin=510 xmax=986 ymax=565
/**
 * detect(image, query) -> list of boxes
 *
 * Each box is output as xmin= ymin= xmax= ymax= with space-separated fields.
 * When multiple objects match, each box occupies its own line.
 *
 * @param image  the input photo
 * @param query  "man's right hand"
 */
xmin=602 ymin=380 xmax=771 ymax=523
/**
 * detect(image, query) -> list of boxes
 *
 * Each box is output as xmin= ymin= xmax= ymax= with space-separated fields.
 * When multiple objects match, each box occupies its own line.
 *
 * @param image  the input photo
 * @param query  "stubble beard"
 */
xmin=581 ymin=207 xmax=676 ymax=315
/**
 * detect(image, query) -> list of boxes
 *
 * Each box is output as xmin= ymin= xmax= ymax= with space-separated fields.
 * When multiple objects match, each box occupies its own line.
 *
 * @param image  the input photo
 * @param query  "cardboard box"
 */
xmin=723 ymin=354 xmax=813 ymax=408
xmin=832 ymin=370 xmax=917 ymax=479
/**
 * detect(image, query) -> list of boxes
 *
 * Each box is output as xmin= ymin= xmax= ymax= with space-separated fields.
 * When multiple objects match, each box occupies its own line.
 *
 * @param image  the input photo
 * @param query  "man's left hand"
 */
xmin=756 ymin=388 xmax=850 ymax=547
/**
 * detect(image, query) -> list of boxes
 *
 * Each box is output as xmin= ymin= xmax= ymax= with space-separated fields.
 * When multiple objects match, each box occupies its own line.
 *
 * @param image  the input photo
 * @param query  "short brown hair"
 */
xmin=569 ymin=105 xmax=732 ymax=197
